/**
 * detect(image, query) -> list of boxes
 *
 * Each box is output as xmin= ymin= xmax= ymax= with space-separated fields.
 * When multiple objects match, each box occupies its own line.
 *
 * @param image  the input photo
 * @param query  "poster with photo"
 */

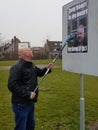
xmin=67 ymin=0 xmax=88 ymax=53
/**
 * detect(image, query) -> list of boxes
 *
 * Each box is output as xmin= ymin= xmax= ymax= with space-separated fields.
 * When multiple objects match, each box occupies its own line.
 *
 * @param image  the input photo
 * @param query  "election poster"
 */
xmin=67 ymin=0 xmax=88 ymax=53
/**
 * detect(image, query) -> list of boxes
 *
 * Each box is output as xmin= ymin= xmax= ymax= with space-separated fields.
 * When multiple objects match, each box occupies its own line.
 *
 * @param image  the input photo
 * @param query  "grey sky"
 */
xmin=0 ymin=0 xmax=73 ymax=47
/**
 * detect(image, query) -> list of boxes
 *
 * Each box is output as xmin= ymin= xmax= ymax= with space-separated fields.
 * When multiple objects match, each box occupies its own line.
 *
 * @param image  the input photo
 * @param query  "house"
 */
xmin=31 ymin=47 xmax=43 ymax=59
xmin=44 ymin=39 xmax=62 ymax=59
xmin=0 ymin=36 xmax=30 ymax=60
xmin=32 ymin=40 xmax=62 ymax=59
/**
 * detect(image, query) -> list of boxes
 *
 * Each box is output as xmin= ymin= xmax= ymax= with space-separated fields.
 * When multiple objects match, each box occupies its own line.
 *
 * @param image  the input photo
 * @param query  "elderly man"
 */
xmin=8 ymin=47 xmax=54 ymax=130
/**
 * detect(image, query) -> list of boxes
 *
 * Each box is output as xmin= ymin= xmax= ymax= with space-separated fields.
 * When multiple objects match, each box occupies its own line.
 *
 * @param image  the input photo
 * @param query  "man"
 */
xmin=8 ymin=47 xmax=54 ymax=130
xmin=74 ymin=25 xmax=87 ymax=47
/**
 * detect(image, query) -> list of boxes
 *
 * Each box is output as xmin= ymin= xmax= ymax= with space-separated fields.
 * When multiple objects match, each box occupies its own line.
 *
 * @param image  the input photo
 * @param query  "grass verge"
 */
xmin=0 ymin=59 xmax=98 ymax=130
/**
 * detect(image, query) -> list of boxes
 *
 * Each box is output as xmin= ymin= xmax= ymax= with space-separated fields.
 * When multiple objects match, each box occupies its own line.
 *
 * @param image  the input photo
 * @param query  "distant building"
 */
xmin=31 ymin=47 xmax=43 ymax=59
xmin=0 ymin=36 xmax=30 ymax=60
xmin=32 ymin=40 xmax=62 ymax=59
xmin=0 ymin=36 xmax=62 ymax=60
xmin=44 ymin=39 xmax=62 ymax=59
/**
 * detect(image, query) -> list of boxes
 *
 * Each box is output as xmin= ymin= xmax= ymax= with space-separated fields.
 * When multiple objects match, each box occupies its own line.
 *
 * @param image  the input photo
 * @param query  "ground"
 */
xmin=87 ymin=121 xmax=98 ymax=130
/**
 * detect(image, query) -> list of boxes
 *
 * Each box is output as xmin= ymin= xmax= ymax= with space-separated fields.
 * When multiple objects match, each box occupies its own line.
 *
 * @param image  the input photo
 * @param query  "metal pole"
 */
xmin=80 ymin=74 xmax=85 ymax=130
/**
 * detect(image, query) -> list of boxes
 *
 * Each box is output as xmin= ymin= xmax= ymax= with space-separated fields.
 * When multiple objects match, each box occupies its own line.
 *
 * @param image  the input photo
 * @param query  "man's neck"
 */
xmin=20 ymin=57 xmax=32 ymax=62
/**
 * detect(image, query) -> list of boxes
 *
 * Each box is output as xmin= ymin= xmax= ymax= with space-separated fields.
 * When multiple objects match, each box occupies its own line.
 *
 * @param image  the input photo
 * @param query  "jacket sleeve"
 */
xmin=8 ymin=65 xmax=30 ymax=99
xmin=36 ymin=66 xmax=51 ymax=77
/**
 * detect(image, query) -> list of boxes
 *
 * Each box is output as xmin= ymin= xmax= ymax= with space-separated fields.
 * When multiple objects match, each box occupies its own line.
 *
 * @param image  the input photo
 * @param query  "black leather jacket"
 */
xmin=8 ymin=59 xmax=51 ymax=104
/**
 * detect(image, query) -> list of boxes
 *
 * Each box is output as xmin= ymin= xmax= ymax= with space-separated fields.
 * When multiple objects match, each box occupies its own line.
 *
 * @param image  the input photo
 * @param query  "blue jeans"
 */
xmin=12 ymin=103 xmax=35 ymax=130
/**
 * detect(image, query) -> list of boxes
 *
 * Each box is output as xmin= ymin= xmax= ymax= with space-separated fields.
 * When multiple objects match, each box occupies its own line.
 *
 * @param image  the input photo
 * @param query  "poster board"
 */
xmin=62 ymin=0 xmax=98 ymax=76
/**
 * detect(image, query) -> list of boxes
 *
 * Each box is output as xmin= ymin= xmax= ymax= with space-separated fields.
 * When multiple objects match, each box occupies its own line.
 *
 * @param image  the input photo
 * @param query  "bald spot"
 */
xmin=18 ymin=47 xmax=33 ymax=59
xmin=18 ymin=47 xmax=29 ymax=55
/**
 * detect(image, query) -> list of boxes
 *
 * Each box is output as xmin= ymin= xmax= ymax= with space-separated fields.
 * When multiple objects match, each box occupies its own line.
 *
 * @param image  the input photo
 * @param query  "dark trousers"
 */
xmin=12 ymin=103 xmax=35 ymax=130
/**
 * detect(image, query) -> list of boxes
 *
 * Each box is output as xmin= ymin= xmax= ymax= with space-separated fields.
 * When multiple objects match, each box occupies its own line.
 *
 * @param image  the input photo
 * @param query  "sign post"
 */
xmin=80 ymin=74 xmax=85 ymax=130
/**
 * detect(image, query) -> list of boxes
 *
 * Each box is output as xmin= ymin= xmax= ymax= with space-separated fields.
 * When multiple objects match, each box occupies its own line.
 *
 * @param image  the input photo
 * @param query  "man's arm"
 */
xmin=36 ymin=63 xmax=54 ymax=77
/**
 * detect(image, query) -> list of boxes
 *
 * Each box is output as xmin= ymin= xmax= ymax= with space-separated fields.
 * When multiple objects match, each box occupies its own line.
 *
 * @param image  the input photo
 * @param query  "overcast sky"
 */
xmin=0 ymin=0 xmax=73 ymax=47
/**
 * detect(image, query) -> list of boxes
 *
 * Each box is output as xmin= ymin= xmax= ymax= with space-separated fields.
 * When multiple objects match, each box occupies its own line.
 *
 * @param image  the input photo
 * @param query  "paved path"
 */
xmin=0 ymin=64 xmax=58 ymax=70
xmin=0 ymin=66 xmax=11 ymax=70
xmin=0 ymin=65 xmax=47 ymax=70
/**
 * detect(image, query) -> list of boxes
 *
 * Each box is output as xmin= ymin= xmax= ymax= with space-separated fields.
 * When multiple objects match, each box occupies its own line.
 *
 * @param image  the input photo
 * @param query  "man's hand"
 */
xmin=46 ymin=63 xmax=54 ymax=70
xmin=30 ymin=92 xmax=36 ymax=100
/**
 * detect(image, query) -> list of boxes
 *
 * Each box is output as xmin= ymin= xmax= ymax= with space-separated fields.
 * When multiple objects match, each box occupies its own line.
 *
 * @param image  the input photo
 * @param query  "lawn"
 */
xmin=0 ymin=59 xmax=98 ymax=130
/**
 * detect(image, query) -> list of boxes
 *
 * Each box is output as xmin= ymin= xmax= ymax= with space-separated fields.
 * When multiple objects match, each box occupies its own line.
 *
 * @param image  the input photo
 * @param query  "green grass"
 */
xmin=0 ymin=59 xmax=98 ymax=130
